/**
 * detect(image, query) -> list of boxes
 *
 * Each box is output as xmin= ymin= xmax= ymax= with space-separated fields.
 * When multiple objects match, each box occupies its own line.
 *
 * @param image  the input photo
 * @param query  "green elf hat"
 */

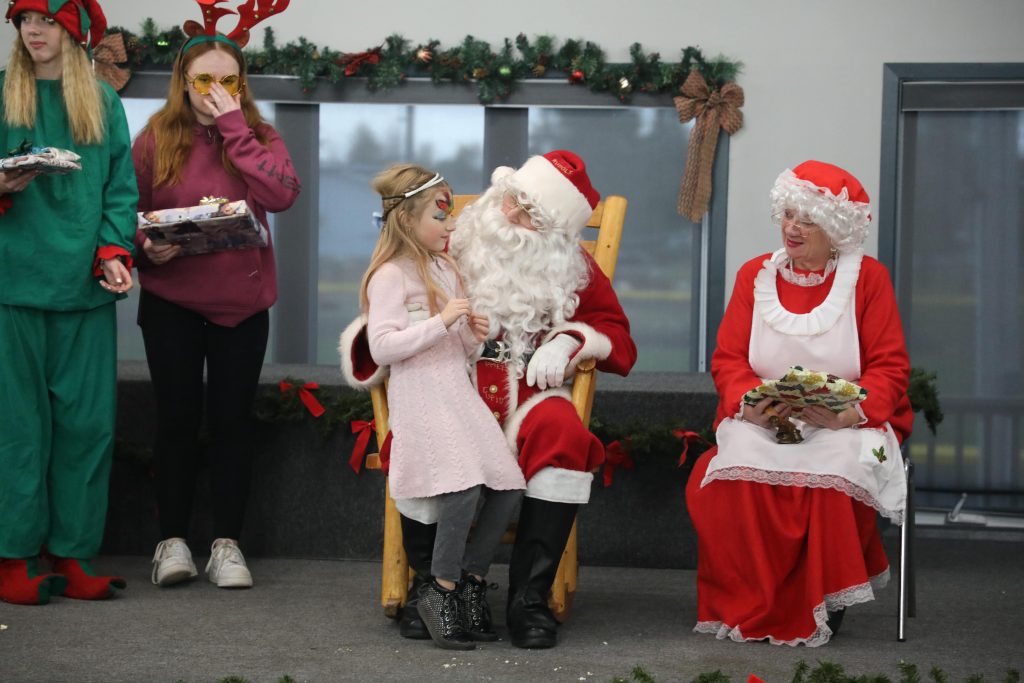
xmin=6 ymin=0 xmax=107 ymax=50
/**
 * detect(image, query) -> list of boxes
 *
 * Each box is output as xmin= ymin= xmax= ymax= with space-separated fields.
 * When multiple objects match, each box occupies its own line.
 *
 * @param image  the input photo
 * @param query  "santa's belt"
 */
xmin=480 ymin=339 xmax=532 ymax=365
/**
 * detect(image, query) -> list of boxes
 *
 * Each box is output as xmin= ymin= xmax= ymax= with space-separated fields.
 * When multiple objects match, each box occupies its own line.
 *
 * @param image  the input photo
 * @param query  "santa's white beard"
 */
xmin=450 ymin=188 xmax=589 ymax=373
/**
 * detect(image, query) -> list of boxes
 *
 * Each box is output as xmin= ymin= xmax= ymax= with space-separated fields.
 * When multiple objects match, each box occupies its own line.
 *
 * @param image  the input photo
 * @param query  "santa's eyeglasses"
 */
xmin=501 ymin=192 xmax=541 ymax=231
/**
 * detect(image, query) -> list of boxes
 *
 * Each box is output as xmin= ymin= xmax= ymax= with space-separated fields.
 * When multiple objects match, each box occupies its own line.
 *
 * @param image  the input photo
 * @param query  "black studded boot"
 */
xmin=506 ymin=498 xmax=579 ymax=649
xmin=398 ymin=515 xmax=436 ymax=640
xmin=459 ymin=574 xmax=499 ymax=641
xmin=417 ymin=579 xmax=475 ymax=650
xmin=826 ymin=607 xmax=846 ymax=638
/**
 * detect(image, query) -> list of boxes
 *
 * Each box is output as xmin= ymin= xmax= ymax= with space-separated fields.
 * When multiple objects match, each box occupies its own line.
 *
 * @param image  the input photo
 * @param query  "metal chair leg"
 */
xmin=897 ymin=454 xmax=915 ymax=641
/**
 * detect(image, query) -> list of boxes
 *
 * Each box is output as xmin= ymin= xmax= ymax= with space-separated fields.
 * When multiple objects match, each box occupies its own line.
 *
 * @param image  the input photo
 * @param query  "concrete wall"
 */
xmin=3 ymin=0 xmax=1022 ymax=297
xmin=107 ymin=364 xmax=718 ymax=567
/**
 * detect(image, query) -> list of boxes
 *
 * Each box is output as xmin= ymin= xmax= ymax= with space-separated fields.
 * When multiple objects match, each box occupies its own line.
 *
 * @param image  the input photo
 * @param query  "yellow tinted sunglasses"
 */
xmin=186 ymin=73 xmax=244 ymax=96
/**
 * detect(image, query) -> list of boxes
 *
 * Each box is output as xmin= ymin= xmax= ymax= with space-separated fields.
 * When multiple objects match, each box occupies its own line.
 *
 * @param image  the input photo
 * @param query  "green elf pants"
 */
xmin=0 ymin=303 xmax=117 ymax=559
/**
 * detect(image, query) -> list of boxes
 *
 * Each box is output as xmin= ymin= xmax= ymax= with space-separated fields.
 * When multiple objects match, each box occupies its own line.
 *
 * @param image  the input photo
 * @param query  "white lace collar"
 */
xmin=753 ymin=248 xmax=863 ymax=336
xmin=779 ymin=256 xmax=838 ymax=286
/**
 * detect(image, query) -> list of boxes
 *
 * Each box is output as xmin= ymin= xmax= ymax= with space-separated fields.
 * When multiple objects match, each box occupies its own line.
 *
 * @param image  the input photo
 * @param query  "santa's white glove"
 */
xmin=405 ymin=302 xmax=430 ymax=326
xmin=526 ymin=334 xmax=580 ymax=390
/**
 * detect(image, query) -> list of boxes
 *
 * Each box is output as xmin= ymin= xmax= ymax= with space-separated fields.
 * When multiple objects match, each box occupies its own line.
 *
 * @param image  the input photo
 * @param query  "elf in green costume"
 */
xmin=0 ymin=0 xmax=137 ymax=605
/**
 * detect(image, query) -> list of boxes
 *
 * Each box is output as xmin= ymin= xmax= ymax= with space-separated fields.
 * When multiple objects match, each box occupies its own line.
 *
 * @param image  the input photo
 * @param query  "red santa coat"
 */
xmin=341 ymin=249 xmax=636 ymax=503
xmin=686 ymin=252 xmax=912 ymax=646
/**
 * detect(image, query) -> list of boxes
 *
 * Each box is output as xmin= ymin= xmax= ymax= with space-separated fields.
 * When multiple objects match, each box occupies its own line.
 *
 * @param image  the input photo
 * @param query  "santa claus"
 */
xmin=341 ymin=150 xmax=636 ymax=649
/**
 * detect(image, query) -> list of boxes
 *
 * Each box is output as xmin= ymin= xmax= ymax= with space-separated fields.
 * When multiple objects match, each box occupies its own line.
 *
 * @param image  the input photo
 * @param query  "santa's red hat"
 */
xmin=6 ymin=0 xmax=107 ymax=50
xmin=494 ymin=150 xmax=600 ymax=233
xmin=770 ymin=160 xmax=871 ymax=252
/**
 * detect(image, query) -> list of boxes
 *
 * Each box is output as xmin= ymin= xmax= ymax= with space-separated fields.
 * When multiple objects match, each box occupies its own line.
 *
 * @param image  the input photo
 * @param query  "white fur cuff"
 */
xmin=526 ymin=466 xmax=594 ymax=504
xmin=545 ymin=321 xmax=613 ymax=370
xmin=339 ymin=316 xmax=388 ymax=389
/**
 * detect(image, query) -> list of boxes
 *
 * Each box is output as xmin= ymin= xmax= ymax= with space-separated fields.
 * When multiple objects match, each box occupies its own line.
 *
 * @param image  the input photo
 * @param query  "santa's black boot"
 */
xmin=399 ymin=515 xmax=437 ymax=640
xmin=506 ymin=498 xmax=579 ymax=649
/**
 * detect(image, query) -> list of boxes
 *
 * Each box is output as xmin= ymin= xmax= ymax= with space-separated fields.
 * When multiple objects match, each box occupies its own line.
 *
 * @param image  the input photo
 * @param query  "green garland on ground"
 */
xmin=200 ymin=664 xmax=1021 ymax=683
xmin=110 ymin=20 xmax=741 ymax=103
xmin=614 ymin=662 xmax=1021 ymax=683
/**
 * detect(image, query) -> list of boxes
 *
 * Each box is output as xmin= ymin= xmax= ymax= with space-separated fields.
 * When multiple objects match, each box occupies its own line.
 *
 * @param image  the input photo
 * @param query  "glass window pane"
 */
xmin=528 ymin=108 xmax=698 ymax=372
xmin=903 ymin=109 xmax=1024 ymax=511
xmin=117 ymin=98 xmax=164 ymax=362
xmin=316 ymin=104 xmax=485 ymax=364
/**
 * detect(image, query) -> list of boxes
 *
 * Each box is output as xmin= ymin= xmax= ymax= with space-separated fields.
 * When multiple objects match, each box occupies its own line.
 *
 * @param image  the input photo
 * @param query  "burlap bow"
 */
xmin=93 ymin=32 xmax=131 ymax=92
xmin=674 ymin=69 xmax=744 ymax=222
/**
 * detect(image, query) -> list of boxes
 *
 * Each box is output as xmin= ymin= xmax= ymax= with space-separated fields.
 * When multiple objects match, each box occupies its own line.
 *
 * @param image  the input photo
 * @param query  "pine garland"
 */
xmin=610 ymin=663 xmax=1021 ymax=683
xmin=115 ymin=367 xmax=942 ymax=465
xmin=109 ymin=21 xmax=742 ymax=103
xmin=908 ymin=367 xmax=944 ymax=435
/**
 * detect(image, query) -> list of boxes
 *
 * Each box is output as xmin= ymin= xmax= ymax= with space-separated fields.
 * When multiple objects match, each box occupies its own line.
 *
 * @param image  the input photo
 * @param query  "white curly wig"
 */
xmin=769 ymin=161 xmax=872 ymax=253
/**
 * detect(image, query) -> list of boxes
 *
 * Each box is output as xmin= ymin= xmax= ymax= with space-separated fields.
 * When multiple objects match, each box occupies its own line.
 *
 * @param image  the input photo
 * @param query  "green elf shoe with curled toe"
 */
xmin=50 ymin=557 xmax=126 ymax=600
xmin=0 ymin=558 xmax=67 ymax=605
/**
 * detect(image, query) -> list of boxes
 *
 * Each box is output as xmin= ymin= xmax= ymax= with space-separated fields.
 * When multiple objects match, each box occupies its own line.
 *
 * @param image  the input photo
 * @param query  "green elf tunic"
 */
xmin=0 ymin=74 xmax=137 ymax=559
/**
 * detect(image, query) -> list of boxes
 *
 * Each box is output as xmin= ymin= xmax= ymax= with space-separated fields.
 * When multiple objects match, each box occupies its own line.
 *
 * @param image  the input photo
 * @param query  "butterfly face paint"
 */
xmin=433 ymin=191 xmax=453 ymax=222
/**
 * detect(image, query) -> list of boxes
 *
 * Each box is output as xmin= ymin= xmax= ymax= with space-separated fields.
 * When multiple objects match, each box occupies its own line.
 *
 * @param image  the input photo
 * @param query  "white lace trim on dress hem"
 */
xmin=693 ymin=572 xmax=886 ymax=649
xmin=694 ymin=601 xmax=832 ymax=647
xmin=702 ymin=466 xmax=904 ymax=525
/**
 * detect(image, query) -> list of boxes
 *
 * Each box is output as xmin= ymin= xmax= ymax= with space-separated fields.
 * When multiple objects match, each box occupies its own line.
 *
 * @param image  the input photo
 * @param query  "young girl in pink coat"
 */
xmin=360 ymin=164 xmax=525 ymax=650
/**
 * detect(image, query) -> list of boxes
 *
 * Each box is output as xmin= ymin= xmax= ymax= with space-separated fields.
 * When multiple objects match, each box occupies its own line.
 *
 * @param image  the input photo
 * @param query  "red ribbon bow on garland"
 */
xmin=349 ymin=419 xmax=376 ymax=473
xmin=278 ymin=380 xmax=325 ymax=418
xmin=602 ymin=439 xmax=635 ymax=487
xmin=336 ymin=46 xmax=382 ymax=77
xmin=673 ymin=428 xmax=710 ymax=467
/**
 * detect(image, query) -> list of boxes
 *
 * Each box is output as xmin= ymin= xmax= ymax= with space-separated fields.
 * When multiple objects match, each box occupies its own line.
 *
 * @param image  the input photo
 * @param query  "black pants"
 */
xmin=139 ymin=290 xmax=269 ymax=541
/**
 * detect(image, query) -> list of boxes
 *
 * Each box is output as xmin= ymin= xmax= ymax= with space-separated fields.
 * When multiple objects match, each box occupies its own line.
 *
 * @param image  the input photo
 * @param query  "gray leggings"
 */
xmin=431 ymin=485 xmax=523 ymax=583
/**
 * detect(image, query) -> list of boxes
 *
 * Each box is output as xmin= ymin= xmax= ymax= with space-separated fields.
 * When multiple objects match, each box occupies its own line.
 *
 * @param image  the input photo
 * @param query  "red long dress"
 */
xmin=686 ymin=251 xmax=913 ymax=646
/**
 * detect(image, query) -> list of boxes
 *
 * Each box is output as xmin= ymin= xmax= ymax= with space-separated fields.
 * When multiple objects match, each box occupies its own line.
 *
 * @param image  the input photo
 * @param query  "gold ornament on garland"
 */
xmin=673 ymin=69 xmax=745 ymax=222
xmin=416 ymin=47 xmax=432 ymax=62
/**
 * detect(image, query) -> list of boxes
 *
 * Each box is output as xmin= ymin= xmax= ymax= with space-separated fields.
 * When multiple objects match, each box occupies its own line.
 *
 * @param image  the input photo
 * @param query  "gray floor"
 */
xmin=1 ymin=533 xmax=1022 ymax=683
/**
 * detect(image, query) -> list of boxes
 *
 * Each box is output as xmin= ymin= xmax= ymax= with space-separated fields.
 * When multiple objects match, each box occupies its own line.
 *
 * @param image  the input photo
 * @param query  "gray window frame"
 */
xmin=878 ymin=63 xmax=1024 ymax=309
xmin=878 ymin=63 xmax=1024 ymax=505
xmin=121 ymin=73 xmax=730 ymax=370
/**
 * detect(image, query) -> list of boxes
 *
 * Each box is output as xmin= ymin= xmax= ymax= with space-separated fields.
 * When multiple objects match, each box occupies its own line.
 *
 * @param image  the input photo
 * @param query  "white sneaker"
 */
xmin=151 ymin=538 xmax=198 ymax=586
xmin=205 ymin=539 xmax=253 ymax=588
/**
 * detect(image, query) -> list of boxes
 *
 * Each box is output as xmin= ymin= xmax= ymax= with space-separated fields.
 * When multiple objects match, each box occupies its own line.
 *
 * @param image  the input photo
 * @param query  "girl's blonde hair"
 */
xmin=140 ymin=39 xmax=270 ymax=187
xmin=3 ymin=30 xmax=106 ymax=145
xmin=359 ymin=163 xmax=458 ymax=315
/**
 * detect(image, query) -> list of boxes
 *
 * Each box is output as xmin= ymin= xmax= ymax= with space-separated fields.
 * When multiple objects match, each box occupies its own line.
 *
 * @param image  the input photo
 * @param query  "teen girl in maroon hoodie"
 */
xmin=132 ymin=28 xmax=299 ymax=590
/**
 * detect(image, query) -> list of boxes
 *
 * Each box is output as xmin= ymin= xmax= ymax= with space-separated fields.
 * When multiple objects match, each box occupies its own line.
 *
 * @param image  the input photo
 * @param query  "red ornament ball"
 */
xmin=570 ymin=69 xmax=584 ymax=83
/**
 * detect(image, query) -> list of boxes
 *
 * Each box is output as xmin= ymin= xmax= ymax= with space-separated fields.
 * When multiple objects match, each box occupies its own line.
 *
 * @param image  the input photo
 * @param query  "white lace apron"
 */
xmin=702 ymin=249 xmax=906 ymax=523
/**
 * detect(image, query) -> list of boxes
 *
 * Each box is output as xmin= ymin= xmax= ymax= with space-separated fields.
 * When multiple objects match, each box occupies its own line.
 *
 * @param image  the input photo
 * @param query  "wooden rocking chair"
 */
xmin=365 ymin=193 xmax=628 ymax=620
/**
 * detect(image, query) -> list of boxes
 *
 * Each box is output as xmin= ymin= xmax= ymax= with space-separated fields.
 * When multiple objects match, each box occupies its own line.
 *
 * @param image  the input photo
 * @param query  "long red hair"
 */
xmin=140 ymin=39 xmax=269 ymax=187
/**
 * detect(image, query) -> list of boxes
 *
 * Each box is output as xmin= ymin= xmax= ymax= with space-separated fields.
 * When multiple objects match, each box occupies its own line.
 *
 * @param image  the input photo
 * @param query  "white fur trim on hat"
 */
xmin=525 ymin=465 xmax=594 ymax=504
xmin=339 ymin=316 xmax=389 ymax=389
xmin=769 ymin=168 xmax=871 ymax=253
xmin=506 ymin=155 xmax=593 ymax=234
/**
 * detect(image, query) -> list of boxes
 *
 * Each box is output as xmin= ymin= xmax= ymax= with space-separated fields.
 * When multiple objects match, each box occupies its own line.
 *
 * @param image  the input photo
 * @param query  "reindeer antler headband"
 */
xmin=181 ymin=0 xmax=290 ymax=52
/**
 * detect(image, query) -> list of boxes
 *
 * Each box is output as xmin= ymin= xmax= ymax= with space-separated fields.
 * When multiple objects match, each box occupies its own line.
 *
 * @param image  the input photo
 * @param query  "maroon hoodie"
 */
xmin=132 ymin=109 xmax=300 ymax=327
